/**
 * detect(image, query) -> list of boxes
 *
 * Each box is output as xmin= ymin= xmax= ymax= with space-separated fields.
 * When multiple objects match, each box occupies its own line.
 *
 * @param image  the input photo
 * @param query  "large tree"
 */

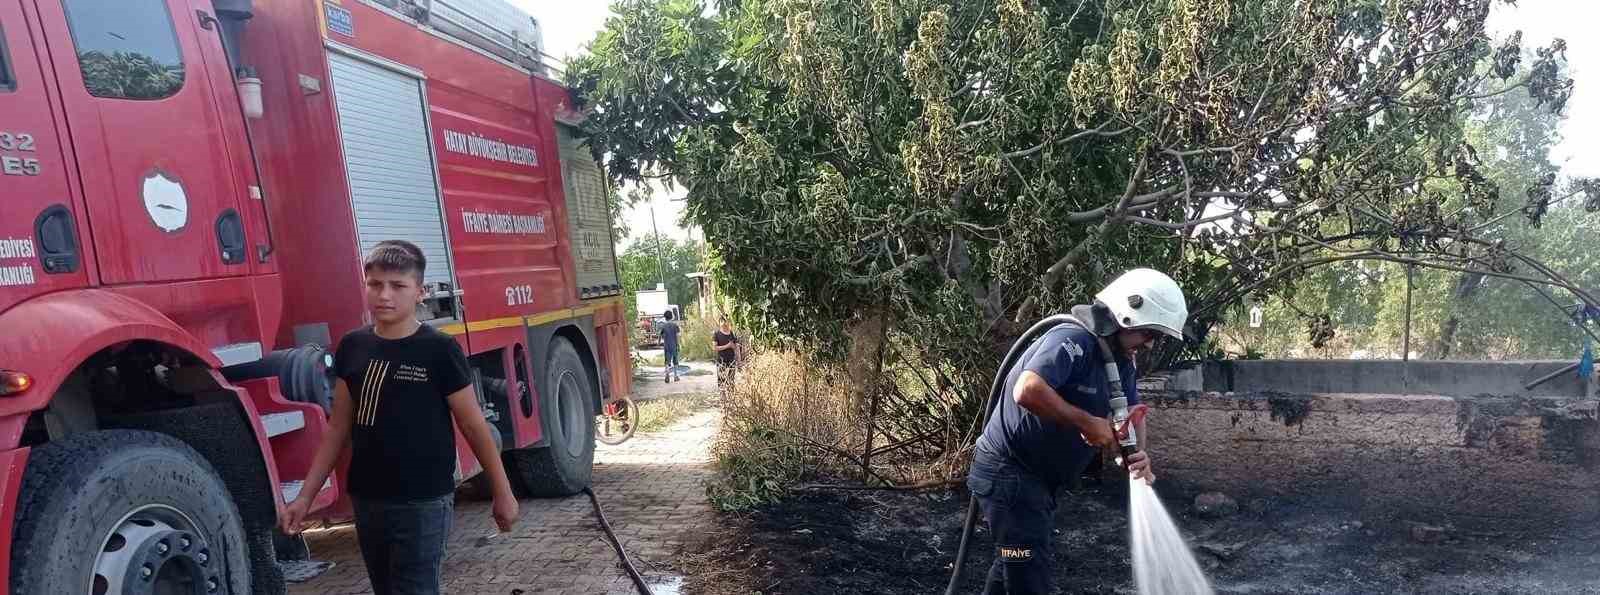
xmin=568 ymin=0 xmax=1593 ymax=457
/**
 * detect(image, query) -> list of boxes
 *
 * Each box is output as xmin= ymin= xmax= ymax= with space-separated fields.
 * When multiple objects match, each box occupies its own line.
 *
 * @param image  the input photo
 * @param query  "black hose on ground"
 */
xmin=944 ymin=314 xmax=1078 ymax=595
xmin=584 ymin=486 xmax=656 ymax=595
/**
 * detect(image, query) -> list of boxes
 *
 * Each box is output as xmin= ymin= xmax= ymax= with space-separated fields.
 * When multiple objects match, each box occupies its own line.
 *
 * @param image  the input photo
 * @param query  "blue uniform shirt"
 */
xmin=975 ymin=318 xmax=1139 ymax=487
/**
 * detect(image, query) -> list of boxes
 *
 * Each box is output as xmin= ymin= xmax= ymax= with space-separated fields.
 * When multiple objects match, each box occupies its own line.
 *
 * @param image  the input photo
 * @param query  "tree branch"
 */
xmin=1388 ymin=76 xmax=1535 ymax=110
xmin=1002 ymin=120 xmax=1134 ymax=160
xmin=955 ymin=117 xmax=992 ymax=132
xmin=1064 ymin=186 xmax=1180 ymax=224
xmin=1164 ymin=147 xmax=1196 ymax=205
xmin=1045 ymin=155 xmax=1149 ymax=287
xmin=848 ymin=254 xmax=934 ymax=286
xmin=1125 ymin=210 xmax=1240 ymax=231
xmin=1466 ymin=189 xmax=1583 ymax=234
xmin=1163 ymin=145 xmax=1243 ymax=158
xmin=758 ymin=424 xmax=897 ymax=487
xmin=1196 ymin=250 xmax=1596 ymax=321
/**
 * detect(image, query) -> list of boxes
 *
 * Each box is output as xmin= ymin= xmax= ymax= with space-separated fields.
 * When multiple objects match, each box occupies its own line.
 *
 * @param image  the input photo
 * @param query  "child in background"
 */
xmin=713 ymin=318 xmax=741 ymax=387
xmin=660 ymin=310 xmax=682 ymax=383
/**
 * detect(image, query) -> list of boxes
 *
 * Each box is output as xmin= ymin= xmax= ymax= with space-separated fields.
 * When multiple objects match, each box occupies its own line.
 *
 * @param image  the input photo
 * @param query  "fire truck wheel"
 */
xmin=461 ymin=423 xmax=505 ymax=501
xmin=273 ymin=531 xmax=311 ymax=562
xmin=506 ymin=338 xmax=596 ymax=497
xmin=10 ymin=430 xmax=252 ymax=595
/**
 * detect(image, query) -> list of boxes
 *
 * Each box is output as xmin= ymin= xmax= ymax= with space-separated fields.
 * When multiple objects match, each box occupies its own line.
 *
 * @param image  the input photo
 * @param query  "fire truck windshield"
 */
xmin=61 ymin=0 xmax=186 ymax=100
xmin=0 ymin=23 xmax=14 ymax=92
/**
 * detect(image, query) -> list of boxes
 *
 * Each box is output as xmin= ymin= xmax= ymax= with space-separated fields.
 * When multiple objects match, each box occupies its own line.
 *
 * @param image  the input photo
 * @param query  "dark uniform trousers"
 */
xmin=968 ymin=451 xmax=1058 ymax=595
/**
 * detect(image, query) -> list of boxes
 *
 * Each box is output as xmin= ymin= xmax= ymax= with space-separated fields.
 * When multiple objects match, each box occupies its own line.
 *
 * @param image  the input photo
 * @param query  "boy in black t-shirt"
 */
xmin=280 ymin=240 xmax=518 ymax=594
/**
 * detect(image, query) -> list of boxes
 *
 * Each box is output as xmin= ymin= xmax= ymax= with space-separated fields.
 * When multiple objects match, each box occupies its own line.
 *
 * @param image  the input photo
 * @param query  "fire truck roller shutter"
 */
xmin=557 ymin=126 xmax=622 ymax=299
xmin=325 ymin=50 xmax=455 ymax=288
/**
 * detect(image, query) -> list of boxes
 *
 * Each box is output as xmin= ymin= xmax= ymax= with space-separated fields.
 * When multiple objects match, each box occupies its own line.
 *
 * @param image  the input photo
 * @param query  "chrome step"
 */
xmin=261 ymin=411 xmax=306 ymax=438
xmin=279 ymin=478 xmax=332 ymax=504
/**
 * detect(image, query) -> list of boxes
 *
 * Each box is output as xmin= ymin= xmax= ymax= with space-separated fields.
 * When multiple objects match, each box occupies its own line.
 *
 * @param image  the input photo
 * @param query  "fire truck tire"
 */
xmin=461 ymin=423 xmax=505 ymax=501
xmin=506 ymin=338 xmax=595 ymax=497
xmin=104 ymin=403 xmax=285 ymax=593
xmin=273 ymin=531 xmax=311 ymax=561
xmin=9 ymin=430 xmax=253 ymax=594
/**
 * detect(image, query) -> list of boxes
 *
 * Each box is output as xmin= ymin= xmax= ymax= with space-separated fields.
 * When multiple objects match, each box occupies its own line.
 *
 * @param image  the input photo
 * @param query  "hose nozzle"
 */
xmin=1109 ymin=397 xmax=1149 ymax=467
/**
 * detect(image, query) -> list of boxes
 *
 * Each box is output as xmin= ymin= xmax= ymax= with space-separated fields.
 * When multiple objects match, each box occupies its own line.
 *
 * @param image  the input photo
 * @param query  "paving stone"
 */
xmin=290 ymin=409 xmax=720 ymax=594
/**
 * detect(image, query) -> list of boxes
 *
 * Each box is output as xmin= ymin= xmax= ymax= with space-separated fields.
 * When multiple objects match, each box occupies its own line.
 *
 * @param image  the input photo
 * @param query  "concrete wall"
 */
xmin=1143 ymin=361 xmax=1600 ymax=530
xmin=1172 ymin=359 xmax=1592 ymax=398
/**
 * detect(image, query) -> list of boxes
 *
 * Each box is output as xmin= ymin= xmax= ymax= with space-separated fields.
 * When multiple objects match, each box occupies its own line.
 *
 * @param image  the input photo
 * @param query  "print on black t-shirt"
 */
xmin=334 ymin=325 xmax=473 ymax=501
xmin=354 ymin=359 xmax=391 ymax=426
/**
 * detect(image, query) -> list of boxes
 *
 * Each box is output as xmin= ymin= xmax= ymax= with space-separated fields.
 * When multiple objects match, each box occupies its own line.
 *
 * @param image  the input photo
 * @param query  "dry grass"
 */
xmin=703 ymin=345 xmax=984 ymax=513
xmin=721 ymin=351 xmax=863 ymax=451
xmin=635 ymin=392 xmax=712 ymax=433
xmin=706 ymin=350 xmax=868 ymax=510
xmin=677 ymin=315 xmax=719 ymax=362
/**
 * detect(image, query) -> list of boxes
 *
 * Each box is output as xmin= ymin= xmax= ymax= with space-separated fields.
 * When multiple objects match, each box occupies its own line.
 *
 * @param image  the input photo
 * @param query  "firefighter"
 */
xmin=968 ymin=268 xmax=1187 ymax=594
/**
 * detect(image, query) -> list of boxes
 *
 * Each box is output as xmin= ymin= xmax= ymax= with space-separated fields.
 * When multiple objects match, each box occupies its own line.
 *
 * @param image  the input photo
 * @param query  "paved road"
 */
xmin=289 ymin=408 xmax=720 ymax=594
xmin=631 ymin=349 xmax=719 ymax=401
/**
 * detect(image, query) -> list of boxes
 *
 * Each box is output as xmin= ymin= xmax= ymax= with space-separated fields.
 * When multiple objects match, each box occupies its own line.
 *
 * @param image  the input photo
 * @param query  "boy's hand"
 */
xmin=1125 ymin=451 xmax=1156 ymax=484
xmin=492 ymin=493 xmax=520 ymax=533
xmin=279 ymin=498 xmax=311 ymax=535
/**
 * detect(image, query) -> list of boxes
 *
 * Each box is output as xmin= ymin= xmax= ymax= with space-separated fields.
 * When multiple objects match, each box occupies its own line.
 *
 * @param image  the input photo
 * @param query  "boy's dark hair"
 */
xmin=364 ymin=240 xmax=426 ymax=284
xmin=663 ymin=310 xmax=675 ymax=321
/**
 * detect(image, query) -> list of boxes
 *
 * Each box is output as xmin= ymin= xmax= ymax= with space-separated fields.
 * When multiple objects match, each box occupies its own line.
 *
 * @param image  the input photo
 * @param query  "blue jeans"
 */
xmin=664 ymin=346 xmax=680 ymax=376
xmin=968 ymin=453 xmax=1058 ymax=595
xmin=353 ymin=494 xmax=454 ymax=595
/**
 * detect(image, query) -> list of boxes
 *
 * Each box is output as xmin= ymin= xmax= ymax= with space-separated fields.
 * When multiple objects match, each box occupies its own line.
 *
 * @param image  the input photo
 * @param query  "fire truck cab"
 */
xmin=0 ymin=0 xmax=628 ymax=592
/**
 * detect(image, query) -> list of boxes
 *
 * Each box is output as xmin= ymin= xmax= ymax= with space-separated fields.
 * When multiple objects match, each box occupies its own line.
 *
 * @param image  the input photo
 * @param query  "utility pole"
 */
xmin=1403 ymin=264 xmax=1414 ymax=362
xmin=1403 ymin=264 xmax=1415 ymax=392
xmin=649 ymin=202 xmax=666 ymax=290
xmin=670 ymin=194 xmax=706 ymax=317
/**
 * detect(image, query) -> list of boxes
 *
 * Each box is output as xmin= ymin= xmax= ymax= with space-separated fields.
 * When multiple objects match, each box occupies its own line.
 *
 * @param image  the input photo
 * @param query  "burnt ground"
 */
xmin=679 ymin=478 xmax=1600 ymax=595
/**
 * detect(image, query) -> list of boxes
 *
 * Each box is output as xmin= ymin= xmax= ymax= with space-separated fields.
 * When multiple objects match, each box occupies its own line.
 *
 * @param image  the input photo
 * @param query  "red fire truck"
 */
xmin=0 ymin=0 xmax=629 ymax=591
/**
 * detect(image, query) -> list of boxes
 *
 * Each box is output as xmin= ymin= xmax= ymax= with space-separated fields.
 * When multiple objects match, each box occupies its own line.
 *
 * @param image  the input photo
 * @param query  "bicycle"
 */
xmin=596 ymin=394 xmax=638 ymax=445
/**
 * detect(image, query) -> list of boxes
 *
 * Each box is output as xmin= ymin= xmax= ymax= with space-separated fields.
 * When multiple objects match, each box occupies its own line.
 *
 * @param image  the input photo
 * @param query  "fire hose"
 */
xmin=475 ymin=487 xmax=654 ymax=594
xmin=585 ymin=487 xmax=656 ymax=595
xmin=943 ymin=308 xmax=1143 ymax=595
xmin=944 ymin=313 xmax=1076 ymax=595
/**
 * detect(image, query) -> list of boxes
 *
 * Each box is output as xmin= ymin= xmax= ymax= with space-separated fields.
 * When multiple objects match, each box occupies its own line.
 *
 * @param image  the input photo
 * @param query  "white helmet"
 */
xmin=1095 ymin=268 xmax=1188 ymax=340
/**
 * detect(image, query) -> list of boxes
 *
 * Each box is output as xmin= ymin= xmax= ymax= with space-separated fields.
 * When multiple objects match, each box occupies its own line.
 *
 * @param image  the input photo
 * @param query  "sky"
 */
xmin=512 ymin=1 xmax=694 ymax=250
xmin=1487 ymin=1 xmax=1599 ymax=179
xmin=519 ymin=1 xmax=1600 ymax=249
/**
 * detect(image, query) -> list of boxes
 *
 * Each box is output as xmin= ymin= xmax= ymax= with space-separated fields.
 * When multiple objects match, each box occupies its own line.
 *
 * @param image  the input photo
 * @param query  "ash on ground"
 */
xmin=679 ymin=478 xmax=1600 ymax=594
